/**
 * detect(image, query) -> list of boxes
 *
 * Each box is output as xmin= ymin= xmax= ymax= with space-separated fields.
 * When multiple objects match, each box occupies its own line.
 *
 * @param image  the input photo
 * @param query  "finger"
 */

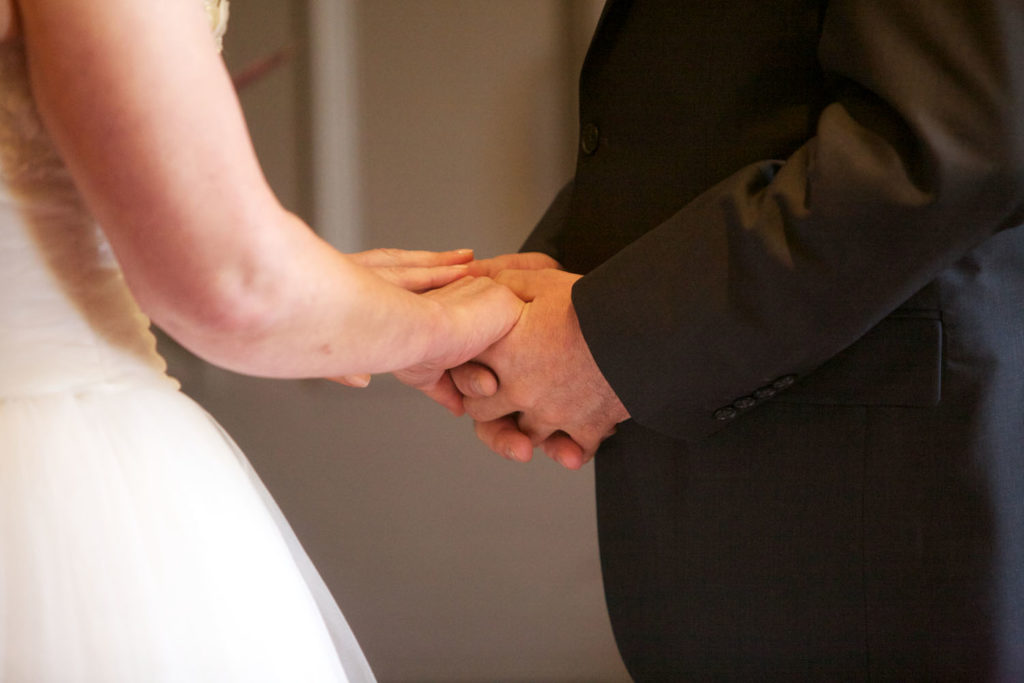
xmin=517 ymin=411 xmax=606 ymax=469
xmin=349 ymin=247 xmax=474 ymax=268
xmin=449 ymin=362 xmax=499 ymax=398
xmin=540 ymin=432 xmax=590 ymax=470
xmin=327 ymin=374 xmax=371 ymax=388
xmin=373 ymin=264 xmax=469 ymax=291
xmin=517 ymin=251 xmax=562 ymax=269
xmin=465 ymin=252 xmax=561 ymax=278
xmin=422 ymin=272 xmax=484 ymax=294
xmin=412 ymin=372 xmax=465 ymax=416
xmin=464 ymin=391 xmax=520 ymax=423
xmin=475 ymin=416 xmax=534 ymax=463
xmin=514 ymin=410 xmax=559 ymax=447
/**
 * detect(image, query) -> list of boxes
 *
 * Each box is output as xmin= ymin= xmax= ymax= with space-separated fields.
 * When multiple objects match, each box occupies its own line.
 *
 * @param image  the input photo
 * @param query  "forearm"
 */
xmin=147 ymin=210 xmax=449 ymax=379
xmin=19 ymin=0 xmax=456 ymax=380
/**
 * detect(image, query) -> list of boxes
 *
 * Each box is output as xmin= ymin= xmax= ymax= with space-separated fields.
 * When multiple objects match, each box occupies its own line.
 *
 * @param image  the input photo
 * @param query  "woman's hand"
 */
xmin=328 ymin=247 xmax=480 ymax=387
xmin=391 ymin=276 xmax=524 ymax=412
xmin=332 ymin=252 xmax=557 ymax=390
xmin=347 ymin=247 xmax=475 ymax=292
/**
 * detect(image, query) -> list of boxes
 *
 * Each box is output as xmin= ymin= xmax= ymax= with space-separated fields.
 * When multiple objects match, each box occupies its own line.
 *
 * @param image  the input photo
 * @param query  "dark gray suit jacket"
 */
xmin=523 ymin=0 xmax=1024 ymax=679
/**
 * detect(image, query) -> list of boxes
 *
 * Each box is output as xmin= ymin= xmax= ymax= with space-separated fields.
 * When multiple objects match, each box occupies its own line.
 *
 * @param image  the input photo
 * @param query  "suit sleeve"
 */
xmin=572 ymin=0 xmax=1024 ymax=441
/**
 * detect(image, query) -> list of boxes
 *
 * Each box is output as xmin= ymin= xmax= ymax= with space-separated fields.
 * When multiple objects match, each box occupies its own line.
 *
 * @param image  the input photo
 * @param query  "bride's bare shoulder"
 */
xmin=0 ymin=0 xmax=19 ymax=43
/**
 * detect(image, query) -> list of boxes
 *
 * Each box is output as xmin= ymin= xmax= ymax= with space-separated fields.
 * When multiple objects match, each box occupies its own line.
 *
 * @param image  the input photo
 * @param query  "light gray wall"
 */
xmin=161 ymin=1 xmax=629 ymax=681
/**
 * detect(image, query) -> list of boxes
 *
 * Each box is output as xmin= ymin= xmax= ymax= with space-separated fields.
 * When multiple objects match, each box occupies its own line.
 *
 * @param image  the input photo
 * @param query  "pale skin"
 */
xmin=3 ymin=0 xmax=620 ymax=461
xmin=5 ymin=0 xmax=522 ymax=391
xmin=451 ymin=255 xmax=631 ymax=470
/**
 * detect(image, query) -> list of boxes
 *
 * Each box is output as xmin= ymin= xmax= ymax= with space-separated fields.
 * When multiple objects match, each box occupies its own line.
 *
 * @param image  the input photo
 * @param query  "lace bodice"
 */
xmin=206 ymin=0 xmax=230 ymax=51
xmin=0 ymin=1 xmax=228 ymax=398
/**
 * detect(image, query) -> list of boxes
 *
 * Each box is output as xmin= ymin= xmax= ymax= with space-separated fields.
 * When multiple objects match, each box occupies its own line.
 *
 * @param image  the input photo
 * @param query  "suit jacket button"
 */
xmin=753 ymin=386 xmax=777 ymax=400
xmin=714 ymin=406 xmax=738 ymax=421
xmin=581 ymin=123 xmax=600 ymax=154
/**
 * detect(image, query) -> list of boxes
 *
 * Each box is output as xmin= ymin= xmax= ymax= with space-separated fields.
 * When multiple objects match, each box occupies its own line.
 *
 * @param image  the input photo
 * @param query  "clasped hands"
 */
xmin=372 ymin=249 xmax=629 ymax=470
xmin=450 ymin=253 xmax=630 ymax=469
xmin=338 ymin=248 xmax=628 ymax=469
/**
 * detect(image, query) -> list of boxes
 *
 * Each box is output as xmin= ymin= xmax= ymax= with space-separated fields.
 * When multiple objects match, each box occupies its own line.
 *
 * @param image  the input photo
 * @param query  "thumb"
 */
xmin=495 ymin=268 xmax=581 ymax=302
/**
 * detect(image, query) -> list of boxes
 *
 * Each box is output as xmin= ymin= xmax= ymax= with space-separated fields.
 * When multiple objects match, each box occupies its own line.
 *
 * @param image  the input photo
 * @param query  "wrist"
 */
xmin=411 ymin=295 xmax=455 ymax=369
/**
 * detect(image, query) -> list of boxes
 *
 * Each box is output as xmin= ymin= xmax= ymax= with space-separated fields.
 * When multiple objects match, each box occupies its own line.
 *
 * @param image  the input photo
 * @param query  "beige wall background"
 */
xmin=160 ymin=1 xmax=632 ymax=681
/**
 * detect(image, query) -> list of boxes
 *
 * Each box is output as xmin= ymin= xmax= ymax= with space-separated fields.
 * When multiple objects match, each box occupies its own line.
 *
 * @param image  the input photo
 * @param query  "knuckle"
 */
xmin=536 ymin=404 xmax=562 ymax=426
xmin=503 ymin=385 xmax=534 ymax=411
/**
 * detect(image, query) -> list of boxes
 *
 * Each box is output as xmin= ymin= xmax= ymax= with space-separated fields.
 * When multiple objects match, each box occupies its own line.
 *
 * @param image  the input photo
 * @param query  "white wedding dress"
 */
xmin=0 ymin=2 xmax=374 ymax=680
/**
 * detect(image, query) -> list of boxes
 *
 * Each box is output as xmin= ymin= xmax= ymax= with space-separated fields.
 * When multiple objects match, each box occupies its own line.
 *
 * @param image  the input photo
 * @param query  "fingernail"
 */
xmin=504 ymin=447 xmax=518 ymax=462
xmin=555 ymin=452 xmax=579 ymax=470
xmin=455 ymin=248 xmax=473 ymax=256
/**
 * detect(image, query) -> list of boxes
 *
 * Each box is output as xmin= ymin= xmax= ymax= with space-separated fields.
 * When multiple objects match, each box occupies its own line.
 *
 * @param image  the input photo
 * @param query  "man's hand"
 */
xmin=370 ymin=249 xmax=557 ymax=396
xmin=465 ymin=251 xmax=561 ymax=278
xmin=450 ymin=268 xmax=629 ymax=469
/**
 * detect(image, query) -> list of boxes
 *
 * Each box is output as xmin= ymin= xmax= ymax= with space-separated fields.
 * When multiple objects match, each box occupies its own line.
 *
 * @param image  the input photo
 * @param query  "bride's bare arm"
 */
xmin=17 ymin=0 xmax=521 ymax=379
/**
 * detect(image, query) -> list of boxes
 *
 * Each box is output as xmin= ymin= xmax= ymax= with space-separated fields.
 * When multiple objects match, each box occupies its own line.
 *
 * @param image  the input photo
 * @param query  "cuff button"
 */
xmin=733 ymin=396 xmax=757 ymax=410
xmin=713 ymin=406 xmax=739 ymax=421
xmin=772 ymin=375 xmax=797 ymax=390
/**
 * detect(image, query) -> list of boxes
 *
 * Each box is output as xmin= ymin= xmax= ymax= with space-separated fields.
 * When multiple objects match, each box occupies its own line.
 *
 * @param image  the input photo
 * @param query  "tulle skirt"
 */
xmin=0 ymin=383 xmax=374 ymax=682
